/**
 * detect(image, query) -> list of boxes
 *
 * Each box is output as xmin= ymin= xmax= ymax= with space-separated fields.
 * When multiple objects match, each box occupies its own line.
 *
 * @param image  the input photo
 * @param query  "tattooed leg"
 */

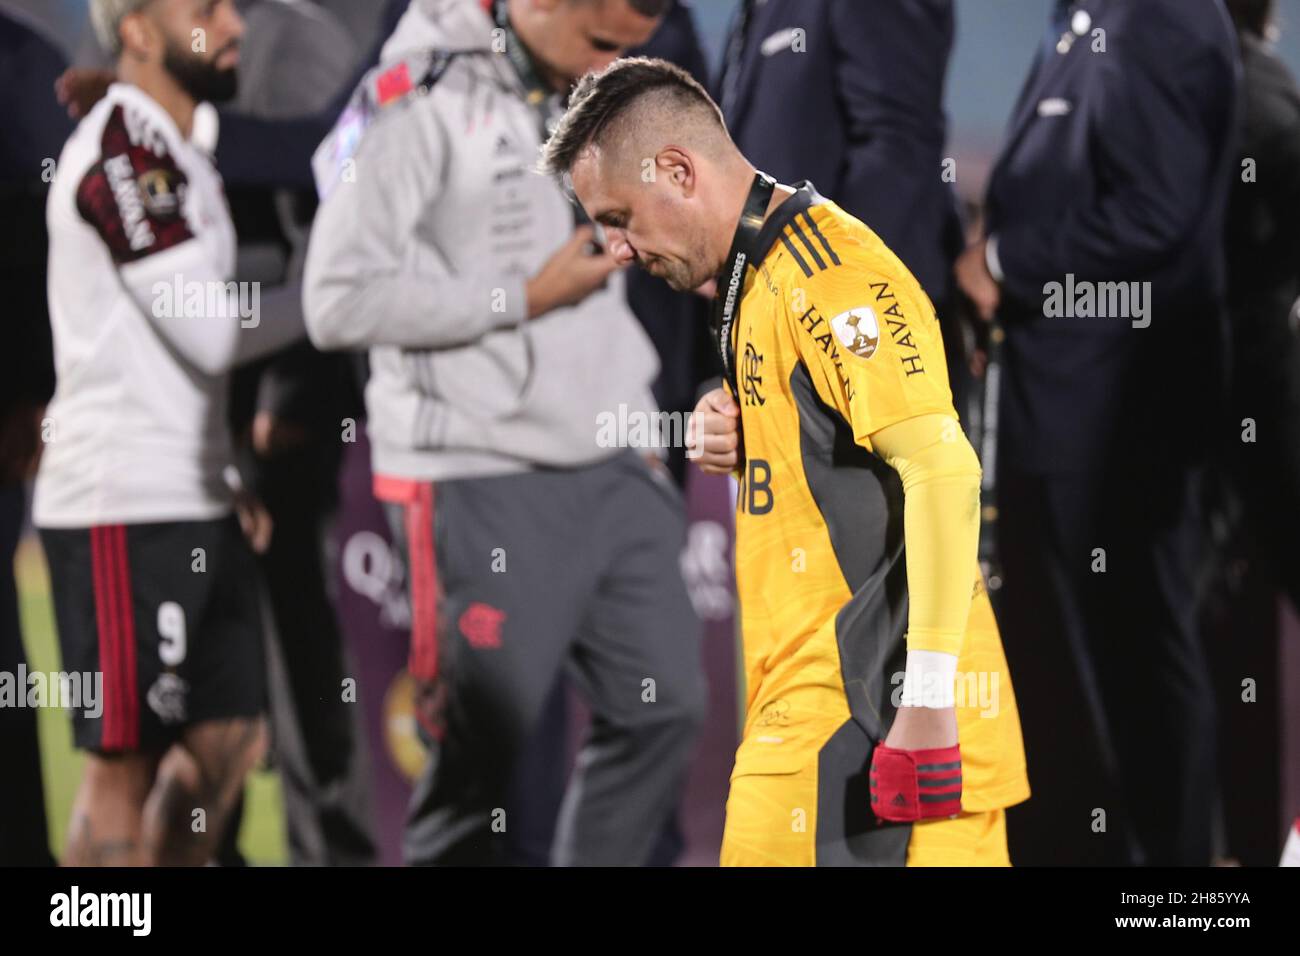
xmin=62 ymin=752 xmax=158 ymax=866
xmin=143 ymin=717 xmax=268 ymax=866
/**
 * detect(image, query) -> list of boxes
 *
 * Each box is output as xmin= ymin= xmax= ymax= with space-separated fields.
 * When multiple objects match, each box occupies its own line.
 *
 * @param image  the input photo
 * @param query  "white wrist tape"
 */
xmin=899 ymin=649 xmax=959 ymax=708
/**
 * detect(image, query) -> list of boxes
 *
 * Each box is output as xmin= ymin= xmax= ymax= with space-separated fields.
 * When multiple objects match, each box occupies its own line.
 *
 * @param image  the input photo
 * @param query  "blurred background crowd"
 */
xmin=1 ymin=0 xmax=1298 ymax=866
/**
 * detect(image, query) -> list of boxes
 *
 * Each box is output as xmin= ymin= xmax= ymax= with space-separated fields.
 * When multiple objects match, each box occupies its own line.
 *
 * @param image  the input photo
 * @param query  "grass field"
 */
xmin=15 ymin=534 xmax=288 ymax=865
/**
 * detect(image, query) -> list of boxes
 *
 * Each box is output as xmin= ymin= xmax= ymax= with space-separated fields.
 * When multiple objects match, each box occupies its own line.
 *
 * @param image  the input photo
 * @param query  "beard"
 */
xmin=650 ymin=259 xmax=700 ymax=293
xmin=643 ymin=234 xmax=715 ymax=293
xmin=162 ymin=38 xmax=239 ymax=104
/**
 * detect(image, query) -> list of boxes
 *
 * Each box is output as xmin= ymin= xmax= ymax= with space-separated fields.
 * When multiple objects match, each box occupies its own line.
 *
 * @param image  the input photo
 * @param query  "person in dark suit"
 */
xmin=715 ymin=0 xmax=961 ymax=312
xmin=955 ymin=0 xmax=1240 ymax=866
xmin=1220 ymin=0 xmax=1300 ymax=611
xmin=1200 ymin=0 xmax=1300 ymax=865
xmin=0 ymin=5 xmax=72 ymax=868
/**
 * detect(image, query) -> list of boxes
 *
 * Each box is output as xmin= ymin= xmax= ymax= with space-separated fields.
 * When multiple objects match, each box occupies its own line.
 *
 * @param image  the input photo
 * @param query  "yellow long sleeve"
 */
xmin=869 ymin=413 xmax=982 ymax=658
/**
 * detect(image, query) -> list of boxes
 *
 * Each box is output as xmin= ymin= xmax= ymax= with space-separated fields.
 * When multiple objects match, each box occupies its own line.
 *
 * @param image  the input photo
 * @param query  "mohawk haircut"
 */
xmin=540 ymin=57 xmax=727 ymax=184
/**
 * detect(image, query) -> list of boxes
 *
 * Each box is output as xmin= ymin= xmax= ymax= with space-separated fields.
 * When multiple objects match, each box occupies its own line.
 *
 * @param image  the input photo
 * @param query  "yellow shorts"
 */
xmin=906 ymin=808 xmax=1010 ymax=867
xmin=720 ymin=735 xmax=1012 ymax=866
xmin=722 ymin=571 xmax=1028 ymax=866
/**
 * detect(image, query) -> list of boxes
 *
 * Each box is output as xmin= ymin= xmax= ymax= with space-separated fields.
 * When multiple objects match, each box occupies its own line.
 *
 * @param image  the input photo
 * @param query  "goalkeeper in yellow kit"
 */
xmin=543 ymin=57 xmax=1029 ymax=866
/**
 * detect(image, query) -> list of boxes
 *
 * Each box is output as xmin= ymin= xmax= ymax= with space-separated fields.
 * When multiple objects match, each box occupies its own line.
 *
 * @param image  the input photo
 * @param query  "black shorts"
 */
xmin=39 ymin=516 xmax=266 ymax=753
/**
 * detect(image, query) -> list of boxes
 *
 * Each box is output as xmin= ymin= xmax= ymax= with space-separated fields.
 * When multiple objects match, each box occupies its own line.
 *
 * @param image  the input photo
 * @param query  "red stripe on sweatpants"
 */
xmin=90 ymin=526 xmax=120 ymax=750
xmin=110 ymin=526 xmax=139 ymax=749
xmin=405 ymin=484 xmax=439 ymax=681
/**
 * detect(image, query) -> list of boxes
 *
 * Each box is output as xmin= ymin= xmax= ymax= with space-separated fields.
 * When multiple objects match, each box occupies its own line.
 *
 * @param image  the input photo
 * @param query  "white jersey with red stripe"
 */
xmin=34 ymin=82 xmax=302 ymax=529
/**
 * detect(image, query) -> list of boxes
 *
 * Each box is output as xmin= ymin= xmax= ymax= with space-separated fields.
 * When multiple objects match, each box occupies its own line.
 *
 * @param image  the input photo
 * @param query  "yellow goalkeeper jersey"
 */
xmin=726 ymin=183 xmax=1029 ymax=829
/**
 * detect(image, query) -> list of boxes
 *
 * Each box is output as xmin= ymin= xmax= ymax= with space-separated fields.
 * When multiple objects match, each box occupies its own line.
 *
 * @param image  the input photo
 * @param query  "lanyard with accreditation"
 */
xmin=712 ymin=172 xmax=776 ymax=400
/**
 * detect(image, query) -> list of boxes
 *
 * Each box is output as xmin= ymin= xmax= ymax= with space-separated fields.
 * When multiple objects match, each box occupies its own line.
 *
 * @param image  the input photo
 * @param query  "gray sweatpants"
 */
xmin=386 ymin=452 xmax=706 ymax=865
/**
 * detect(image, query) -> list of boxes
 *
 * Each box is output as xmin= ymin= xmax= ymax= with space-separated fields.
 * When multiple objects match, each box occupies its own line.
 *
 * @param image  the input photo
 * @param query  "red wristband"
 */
xmin=869 ymin=743 xmax=963 ymax=822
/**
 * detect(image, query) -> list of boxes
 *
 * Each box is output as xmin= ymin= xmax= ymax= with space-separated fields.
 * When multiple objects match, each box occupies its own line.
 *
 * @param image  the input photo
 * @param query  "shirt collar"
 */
xmin=106 ymin=82 xmax=219 ymax=155
xmin=753 ymin=181 xmax=825 ymax=266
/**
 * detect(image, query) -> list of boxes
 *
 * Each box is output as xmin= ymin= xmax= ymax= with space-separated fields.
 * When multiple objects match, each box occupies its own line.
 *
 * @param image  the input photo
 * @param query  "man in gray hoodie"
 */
xmin=303 ymin=0 xmax=705 ymax=866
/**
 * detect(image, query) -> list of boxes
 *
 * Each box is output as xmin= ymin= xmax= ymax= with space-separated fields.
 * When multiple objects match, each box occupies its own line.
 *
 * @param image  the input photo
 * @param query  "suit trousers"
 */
xmin=996 ymin=455 xmax=1216 ymax=865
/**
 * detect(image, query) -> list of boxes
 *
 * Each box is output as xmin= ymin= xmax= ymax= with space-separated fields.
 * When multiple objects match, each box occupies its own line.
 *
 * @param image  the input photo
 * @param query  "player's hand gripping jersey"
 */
xmin=722 ymin=183 xmax=1029 ymax=865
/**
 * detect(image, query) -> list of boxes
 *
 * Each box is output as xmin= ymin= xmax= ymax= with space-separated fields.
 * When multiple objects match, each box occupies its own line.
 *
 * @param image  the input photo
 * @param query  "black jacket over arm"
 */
xmin=716 ymin=0 xmax=959 ymax=306
xmin=985 ymin=0 xmax=1240 ymax=474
